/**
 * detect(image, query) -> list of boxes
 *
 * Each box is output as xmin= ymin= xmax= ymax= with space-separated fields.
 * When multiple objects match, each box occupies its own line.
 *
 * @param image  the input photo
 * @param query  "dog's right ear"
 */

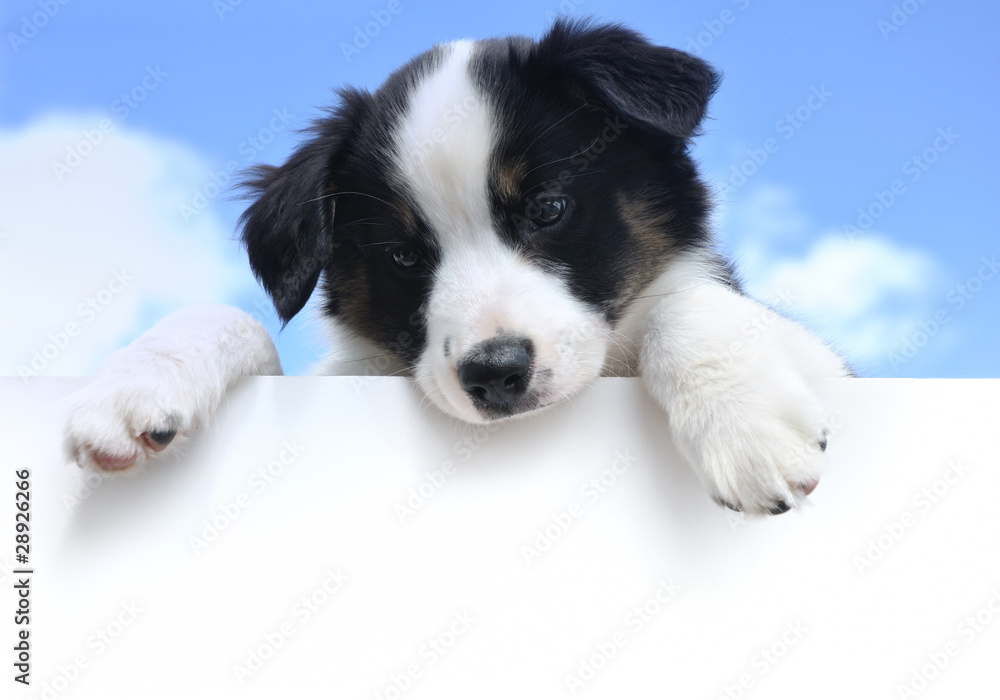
xmin=238 ymin=88 xmax=371 ymax=325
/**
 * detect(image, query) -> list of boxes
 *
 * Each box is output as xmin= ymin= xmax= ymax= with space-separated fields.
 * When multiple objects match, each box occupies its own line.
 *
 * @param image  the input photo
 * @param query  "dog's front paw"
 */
xmin=676 ymin=377 xmax=830 ymax=516
xmin=61 ymin=303 xmax=282 ymax=472
xmin=64 ymin=369 xmax=199 ymax=473
xmin=638 ymin=264 xmax=849 ymax=516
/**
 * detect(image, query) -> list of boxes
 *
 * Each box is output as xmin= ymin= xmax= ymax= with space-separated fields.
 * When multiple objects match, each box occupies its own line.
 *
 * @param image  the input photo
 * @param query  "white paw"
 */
xmin=637 ymin=267 xmax=849 ymax=516
xmin=62 ymin=303 xmax=281 ymax=472
xmin=677 ymin=372 xmax=830 ymax=516
xmin=64 ymin=370 xmax=200 ymax=472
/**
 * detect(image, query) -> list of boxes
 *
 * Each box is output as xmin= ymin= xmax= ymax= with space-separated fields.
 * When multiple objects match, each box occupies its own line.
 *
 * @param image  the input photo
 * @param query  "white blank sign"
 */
xmin=1 ymin=377 xmax=998 ymax=699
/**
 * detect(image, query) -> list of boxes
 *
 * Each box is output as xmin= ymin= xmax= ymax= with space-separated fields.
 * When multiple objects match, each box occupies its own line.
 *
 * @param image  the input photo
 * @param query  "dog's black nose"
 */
xmin=458 ymin=337 xmax=533 ymax=407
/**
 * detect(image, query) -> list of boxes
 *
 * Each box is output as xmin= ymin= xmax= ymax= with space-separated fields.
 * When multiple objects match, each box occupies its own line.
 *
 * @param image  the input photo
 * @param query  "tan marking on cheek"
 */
xmin=334 ymin=264 xmax=378 ymax=345
xmin=394 ymin=202 xmax=419 ymax=236
xmin=615 ymin=190 xmax=679 ymax=309
xmin=496 ymin=160 xmax=526 ymax=201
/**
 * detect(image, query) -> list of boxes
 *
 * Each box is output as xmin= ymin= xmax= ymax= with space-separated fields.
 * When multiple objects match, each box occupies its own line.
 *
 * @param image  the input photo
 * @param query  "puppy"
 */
xmin=64 ymin=20 xmax=851 ymax=515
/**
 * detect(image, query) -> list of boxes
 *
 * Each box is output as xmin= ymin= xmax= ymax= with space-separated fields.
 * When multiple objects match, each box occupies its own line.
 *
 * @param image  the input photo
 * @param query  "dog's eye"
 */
xmin=527 ymin=195 xmax=567 ymax=229
xmin=389 ymin=245 xmax=422 ymax=270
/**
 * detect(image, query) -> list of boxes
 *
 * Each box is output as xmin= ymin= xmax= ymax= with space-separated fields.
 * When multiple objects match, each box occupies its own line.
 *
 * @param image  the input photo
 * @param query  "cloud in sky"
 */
xmin=721 ymin=184 xmax=949 ymax=375
xmin=0 ymin=115 xmax=255 ymax=376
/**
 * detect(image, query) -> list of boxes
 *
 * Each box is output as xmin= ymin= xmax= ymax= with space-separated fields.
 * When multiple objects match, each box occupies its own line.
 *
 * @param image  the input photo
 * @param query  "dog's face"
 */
xmin=240 ymin=20 xmax=718 ymax=423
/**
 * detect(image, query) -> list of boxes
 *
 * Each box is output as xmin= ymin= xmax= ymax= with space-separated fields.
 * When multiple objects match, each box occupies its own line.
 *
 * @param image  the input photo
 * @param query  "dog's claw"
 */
xmin=768 ymin=500 xmax=791 ymax=515
xmin=143 ymin=429 xmax=177 ymax=451
xmin=714 ymin=496 xmax=741 ymax=512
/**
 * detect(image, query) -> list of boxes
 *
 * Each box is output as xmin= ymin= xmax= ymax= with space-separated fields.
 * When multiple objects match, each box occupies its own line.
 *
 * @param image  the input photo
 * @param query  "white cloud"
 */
xmin=0 ymin=115 xmax=256 ymax=376
xmin=723 ymin=183 xmax=812 ymax=245
xmin=723 ymin=184 xmax=948 ymax=374
xmin=743 ymin=234 xmax=945 ymax=366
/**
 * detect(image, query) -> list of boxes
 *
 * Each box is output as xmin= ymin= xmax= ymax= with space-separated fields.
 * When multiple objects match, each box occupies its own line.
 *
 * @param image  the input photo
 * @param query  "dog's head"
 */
xmin=240 ymin=19 xmax=719 ymax=423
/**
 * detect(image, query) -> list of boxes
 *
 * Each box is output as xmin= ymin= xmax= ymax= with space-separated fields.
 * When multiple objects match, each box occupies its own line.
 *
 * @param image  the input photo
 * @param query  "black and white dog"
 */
xmin=64 ymin=20 xmax=850 ymax=515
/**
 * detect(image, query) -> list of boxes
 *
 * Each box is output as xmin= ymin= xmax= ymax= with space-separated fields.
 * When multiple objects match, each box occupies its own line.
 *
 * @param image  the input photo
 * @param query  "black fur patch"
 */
xmin=472 ymin=19 xmax=719 ymax=323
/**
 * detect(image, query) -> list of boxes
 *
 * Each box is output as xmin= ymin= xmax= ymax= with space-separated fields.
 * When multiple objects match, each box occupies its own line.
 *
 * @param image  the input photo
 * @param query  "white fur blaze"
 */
xmin=394 ymin=40 xmax=494 ymax=242
xmin=395 ymin=40 xmax=612 ymax=422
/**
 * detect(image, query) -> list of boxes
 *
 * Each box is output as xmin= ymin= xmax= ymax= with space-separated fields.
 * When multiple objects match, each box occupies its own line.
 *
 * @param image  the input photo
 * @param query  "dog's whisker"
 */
xmin=631 ymin=283 xmax=712 ymax=300
xmin=337 ymin=352 xmax=396 ymax=364
xmin=521 ymin=152 xmax=584 ymax=179
xmin=602 ymin=330 xmax=640 ymax=364
xmin=356 ymin=241 xmax=414 ymax=249
xmin=300 ymin=190 xmax=394 ymax=208
xmin=517 ymin=104 xmax=588 ymax=161
xmin=522 ymin=169 xmax=608 ymax=196
xmin=341 ymin=219 xmax=396 ymax=228
xmin=521 ymin=137 xmax=606 ymax=180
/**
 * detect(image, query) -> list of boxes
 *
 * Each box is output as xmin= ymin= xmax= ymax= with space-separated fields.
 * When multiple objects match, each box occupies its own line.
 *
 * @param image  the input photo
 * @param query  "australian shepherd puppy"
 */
xmin=65 ymin=20 xmax=850 ymax=516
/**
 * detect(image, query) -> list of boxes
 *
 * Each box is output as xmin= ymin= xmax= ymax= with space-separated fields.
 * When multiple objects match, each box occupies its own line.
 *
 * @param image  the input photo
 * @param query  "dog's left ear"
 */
xmin=523 ymin=19 xmax=721 ymax=139
xmin=238 ymin=88 xmax=370 ymax=325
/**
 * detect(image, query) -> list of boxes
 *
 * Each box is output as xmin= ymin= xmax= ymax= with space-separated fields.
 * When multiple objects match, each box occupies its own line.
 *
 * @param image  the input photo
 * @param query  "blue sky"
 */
xmin=1 ymin=0 xmax=997 ymax=377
